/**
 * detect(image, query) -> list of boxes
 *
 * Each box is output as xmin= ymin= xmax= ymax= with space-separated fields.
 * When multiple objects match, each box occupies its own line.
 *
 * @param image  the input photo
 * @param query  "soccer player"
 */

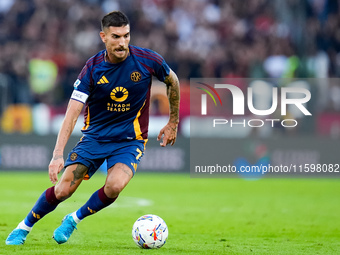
xmin=6 ymin=11 xmax=180 ymax=245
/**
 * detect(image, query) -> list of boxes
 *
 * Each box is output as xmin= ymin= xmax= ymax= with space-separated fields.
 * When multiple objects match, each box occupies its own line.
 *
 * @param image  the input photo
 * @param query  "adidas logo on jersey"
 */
xmin=97 ymin=75 xmax=109 ymax=84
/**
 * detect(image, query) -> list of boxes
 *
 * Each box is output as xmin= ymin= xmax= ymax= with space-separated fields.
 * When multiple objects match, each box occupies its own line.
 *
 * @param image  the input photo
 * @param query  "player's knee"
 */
xmin=104 ymin=182 xmax=125 ymax=198
xmin=54 ymin=186 xmax=74 ymax=201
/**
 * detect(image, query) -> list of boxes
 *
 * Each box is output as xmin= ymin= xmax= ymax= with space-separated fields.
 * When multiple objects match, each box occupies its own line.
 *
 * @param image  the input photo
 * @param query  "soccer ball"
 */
xmin=132 ymin=214 xmax=168 ymax=249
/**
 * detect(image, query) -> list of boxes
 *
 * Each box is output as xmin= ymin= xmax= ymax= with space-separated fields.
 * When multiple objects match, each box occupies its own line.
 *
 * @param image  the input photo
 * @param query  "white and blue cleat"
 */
xmin=6 ymin=229 xmax=29 ymax=245
xmin=53 ymin=214 xmax=77 ymax=244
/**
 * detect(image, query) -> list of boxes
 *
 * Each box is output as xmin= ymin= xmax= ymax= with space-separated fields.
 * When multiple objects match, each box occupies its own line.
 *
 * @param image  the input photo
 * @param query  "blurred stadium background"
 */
xmin=1 ymin=1 xmax=340 ymax=254
xmin=0 ymin=0 xmax=340 ymax=172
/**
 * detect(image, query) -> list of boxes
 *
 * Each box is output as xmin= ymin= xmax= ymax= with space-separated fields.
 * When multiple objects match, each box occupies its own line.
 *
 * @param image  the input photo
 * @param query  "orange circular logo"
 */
xmin=110 ymin=87 xmax=129 ymax=102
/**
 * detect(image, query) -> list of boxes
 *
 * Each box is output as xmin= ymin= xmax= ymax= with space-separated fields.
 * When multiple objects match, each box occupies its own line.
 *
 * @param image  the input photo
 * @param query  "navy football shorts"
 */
xmin=64 ymin=136 xmax=146 ymax=179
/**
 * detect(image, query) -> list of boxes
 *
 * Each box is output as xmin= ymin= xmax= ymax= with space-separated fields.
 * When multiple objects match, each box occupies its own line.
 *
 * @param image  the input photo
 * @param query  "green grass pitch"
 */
xmin=0 ymin=172 xmax=339 ymax=254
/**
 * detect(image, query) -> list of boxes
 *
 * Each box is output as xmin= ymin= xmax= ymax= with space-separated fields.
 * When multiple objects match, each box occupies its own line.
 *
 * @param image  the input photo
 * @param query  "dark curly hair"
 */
xmin=101 ymin=11 xmax=130 ymax=30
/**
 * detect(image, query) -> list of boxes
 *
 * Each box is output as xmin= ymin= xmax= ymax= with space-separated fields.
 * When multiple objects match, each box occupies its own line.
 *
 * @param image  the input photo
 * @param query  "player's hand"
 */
xmin=49 ymin=154 xmax=64 ymax=184
xmin=157 ymin=122 xmax=178 ymax=147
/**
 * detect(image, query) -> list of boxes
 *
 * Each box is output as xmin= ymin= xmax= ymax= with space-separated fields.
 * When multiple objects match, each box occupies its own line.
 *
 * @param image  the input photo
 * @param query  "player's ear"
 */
xmin=99 ymin=31 xmax=106 ymax=43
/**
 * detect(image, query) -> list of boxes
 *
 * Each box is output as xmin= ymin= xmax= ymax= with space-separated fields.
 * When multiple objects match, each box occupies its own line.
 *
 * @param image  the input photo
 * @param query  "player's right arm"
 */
xmin=49 ymin=99 xmax=84 ymax=184
xmin=157 ymin=69 xmax=180 ymax=147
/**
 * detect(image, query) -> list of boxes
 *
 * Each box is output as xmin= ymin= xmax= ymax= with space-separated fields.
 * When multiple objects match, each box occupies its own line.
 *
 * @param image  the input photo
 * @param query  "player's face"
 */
xmin=100 ymin=25 xmax=130 ymax=63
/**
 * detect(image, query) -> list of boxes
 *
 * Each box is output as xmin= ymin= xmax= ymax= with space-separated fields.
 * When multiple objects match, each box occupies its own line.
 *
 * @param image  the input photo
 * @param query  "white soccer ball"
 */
xmin=132 ymin=214 xmax=168 ymax=249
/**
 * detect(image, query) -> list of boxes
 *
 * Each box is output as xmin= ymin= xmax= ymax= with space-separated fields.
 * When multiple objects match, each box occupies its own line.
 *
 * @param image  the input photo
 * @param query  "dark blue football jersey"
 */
xmin=70 ymin=45 xmax=170 ymax=142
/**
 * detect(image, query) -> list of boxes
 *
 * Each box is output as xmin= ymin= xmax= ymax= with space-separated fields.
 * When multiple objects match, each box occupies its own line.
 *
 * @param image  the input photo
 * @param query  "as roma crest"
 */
xmin=130 ymin=71 xmax=141 ymax=82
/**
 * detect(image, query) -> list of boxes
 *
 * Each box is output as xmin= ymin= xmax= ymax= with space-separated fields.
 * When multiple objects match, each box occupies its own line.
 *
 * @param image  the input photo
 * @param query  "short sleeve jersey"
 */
xmin=71 ymin=45 xmax=170 ymax=142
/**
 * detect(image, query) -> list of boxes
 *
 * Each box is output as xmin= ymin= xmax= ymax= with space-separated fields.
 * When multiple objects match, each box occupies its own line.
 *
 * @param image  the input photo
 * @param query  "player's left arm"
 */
xmin=157 ymin=69 xmax=180 ymax=147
